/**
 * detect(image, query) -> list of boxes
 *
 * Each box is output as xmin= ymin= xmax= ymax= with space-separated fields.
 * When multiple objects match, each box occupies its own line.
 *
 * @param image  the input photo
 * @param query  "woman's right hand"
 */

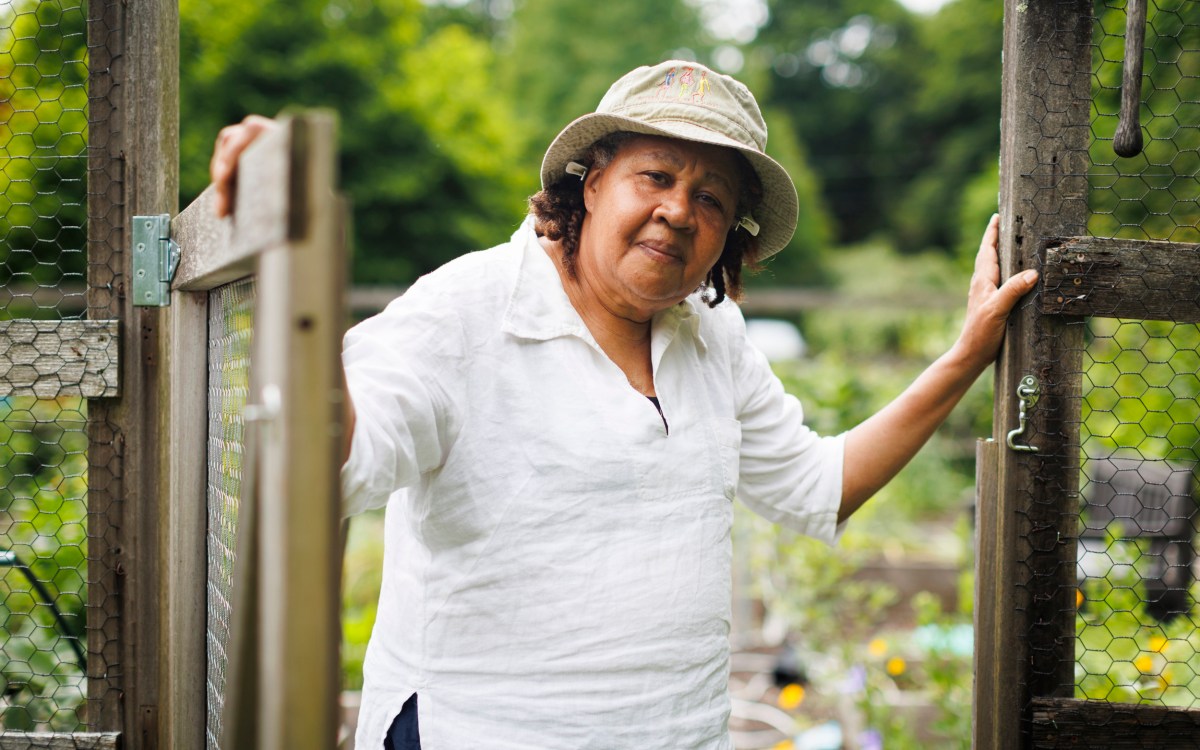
xmin=209 ymin=114 xmax=278 ymax=217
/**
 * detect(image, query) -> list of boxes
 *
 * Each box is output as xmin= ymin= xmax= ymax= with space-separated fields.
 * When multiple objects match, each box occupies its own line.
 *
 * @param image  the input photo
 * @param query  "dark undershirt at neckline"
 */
xmin=646 ymin=396 xmax=669 ymax=434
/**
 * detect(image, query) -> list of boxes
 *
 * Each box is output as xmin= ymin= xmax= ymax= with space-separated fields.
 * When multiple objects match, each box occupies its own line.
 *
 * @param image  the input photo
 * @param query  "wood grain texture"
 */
xmin=0 ymin=733 xmax=122 ymax=749
xmin=249 ymin=111 xmax=346 ymax=750
xmin=1031 ymin=697 xmax=1200 ymax=748
xmin=0 ymin=320 xmax=119 ymax=398
xmin=1040 ymin=236 xmax=1200 ymax=322
xmin=981 ymin=2 xmax=1093 ymax=747
xmin=1113 ymin=0 xmax=1148 ymax=158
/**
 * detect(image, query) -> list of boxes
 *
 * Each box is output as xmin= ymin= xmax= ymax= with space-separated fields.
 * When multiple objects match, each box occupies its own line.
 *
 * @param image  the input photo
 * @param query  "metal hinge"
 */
xmin=132 ymin=214 xmax=180 ymax=307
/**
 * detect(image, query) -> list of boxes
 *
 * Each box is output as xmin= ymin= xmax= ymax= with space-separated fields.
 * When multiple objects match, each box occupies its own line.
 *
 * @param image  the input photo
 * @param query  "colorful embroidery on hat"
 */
xmin=692 ymin=70 xmax=710 ymax=102
xmin=677 ymin=67 xmax=695 ymax=100
xmin=656 ymin=67 xmax=677 ymax=98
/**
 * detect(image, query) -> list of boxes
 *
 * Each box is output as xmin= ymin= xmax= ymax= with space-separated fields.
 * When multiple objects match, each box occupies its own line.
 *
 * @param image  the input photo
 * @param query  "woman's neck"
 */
xmin=542 ymin=237 xmax=656 ymax=396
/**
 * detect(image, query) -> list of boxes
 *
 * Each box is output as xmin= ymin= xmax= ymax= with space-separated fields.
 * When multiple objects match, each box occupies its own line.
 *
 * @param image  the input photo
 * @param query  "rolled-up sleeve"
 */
xmin=728 ymin=307 xmax=845 ymax=545
xmin=340 ymin=286 xmax=465 ymax=516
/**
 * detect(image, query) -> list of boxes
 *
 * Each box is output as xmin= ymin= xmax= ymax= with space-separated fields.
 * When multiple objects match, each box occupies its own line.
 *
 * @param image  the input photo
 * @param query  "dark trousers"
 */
xmin=383 ymin=693 xmax=421 ymax=750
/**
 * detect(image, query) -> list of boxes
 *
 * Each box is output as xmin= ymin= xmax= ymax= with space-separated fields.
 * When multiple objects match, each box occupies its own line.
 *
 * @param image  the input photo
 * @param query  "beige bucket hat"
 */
xmin=540 ymin=60 xmax=799 ymax=259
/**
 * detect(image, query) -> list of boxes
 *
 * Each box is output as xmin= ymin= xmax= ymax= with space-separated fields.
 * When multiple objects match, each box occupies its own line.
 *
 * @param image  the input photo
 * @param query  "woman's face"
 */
xmin=575 ymin=134 xmax=742 ymax=321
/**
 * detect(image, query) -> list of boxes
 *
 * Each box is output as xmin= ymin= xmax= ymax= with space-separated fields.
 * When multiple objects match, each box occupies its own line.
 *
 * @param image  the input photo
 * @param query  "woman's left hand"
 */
xmin=952 ymin=213 xmax=1039 ymax=374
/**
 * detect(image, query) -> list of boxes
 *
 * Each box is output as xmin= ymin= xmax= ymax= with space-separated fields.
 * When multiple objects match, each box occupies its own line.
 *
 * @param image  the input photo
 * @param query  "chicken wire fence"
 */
xmin=1014 ymin=0 xmax=1200 ymax=732
xmin=1 ymin=0 xmax=124 ymax=736
xmin=205 ymin=279 xmax=254 ymax=750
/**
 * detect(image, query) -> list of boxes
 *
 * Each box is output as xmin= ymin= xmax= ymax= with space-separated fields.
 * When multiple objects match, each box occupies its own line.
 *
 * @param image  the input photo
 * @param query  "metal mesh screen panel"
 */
xmin=1091 ymin=1 xmax=1200 ymax=242
xmin=205 ymin=278 xmax=255 ymax=749
xmin=0 ymin=0 xmax=88 ymax=321
xmin=0 ymin=398 xmax=87 ymax=730
xmin=1015 ymin=0 xmax=1200 ymax=729
xmin=1 ymin=0 xmax=107 ymax=733
xmin=1070 ymin=0 xmax=1200 ymax=710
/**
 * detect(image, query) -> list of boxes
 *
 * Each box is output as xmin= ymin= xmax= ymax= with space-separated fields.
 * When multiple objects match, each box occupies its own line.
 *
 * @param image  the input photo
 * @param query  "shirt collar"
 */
xmin=500 ymin=215 xmax=708 ymax=354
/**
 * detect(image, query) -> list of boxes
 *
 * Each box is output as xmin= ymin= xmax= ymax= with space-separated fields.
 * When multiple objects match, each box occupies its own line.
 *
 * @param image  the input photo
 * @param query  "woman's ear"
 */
xmin=582 ymin=166 xmax=604 ymax=213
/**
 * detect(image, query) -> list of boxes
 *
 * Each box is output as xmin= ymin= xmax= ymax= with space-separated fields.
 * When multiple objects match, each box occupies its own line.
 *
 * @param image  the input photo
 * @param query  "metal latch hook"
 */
xmin=1006 ymin=375 xmax=1040 ymax=453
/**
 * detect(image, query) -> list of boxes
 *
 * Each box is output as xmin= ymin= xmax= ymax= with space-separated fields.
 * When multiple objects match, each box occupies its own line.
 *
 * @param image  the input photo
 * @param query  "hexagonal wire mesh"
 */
xmin=1070 ymin=0 xmax=1200 ymax=711
xmin=1 ymin=0 xmax=120 ymax=733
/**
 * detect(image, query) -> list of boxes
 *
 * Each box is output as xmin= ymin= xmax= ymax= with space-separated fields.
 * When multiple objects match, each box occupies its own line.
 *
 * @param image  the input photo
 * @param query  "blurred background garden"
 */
xmin=5 ymin=0 xmax=1200 ymax=746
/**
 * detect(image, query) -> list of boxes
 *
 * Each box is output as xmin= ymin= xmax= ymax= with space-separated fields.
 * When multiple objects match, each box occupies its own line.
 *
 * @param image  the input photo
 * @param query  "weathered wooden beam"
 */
xmin=981 ymin=2 xmax=1093 ymax=748
xmin=172 ymin=121 xmax=296 ymax=292
xmin=1041 ymin=236 xmax=1200 ymax=322
xmin=170 ymin=186 xmax=238 ymax=290
xmin=1031 ymin=697 xmax=1200 ymax=748
xmin=0 ymin=320 xmax=119 ymax=398
xmin=0 ymin=733 xmax=121 ymax=749
xmin=87 ymin=0 xmax=178 ymax=743
xmin=248 ymin=111 xmax=345 ymax=750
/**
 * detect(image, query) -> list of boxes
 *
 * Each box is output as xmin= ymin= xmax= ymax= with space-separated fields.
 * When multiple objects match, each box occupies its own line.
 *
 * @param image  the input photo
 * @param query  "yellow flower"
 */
xmin=771 ymin=741 xmax=795 ymax=750
xmin=778 ymin=683 xmax=806 ymax=710
xmin=886 ymin=657 xmax=906 ymax=676
xmin=1135 ymin=654 xmax=1154 ymax=673
xmin=1149 ymin=635 xmax=1168 ymax=653
xmin=1076 ymin=588 xmax=1084 ymax=608
xmin=867 ymin=638 xmax=887 ymax=657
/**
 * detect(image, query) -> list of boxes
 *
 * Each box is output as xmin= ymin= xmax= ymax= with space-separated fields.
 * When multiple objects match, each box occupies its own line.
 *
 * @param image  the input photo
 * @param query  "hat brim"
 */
xmin=540 ymin=112 xmax=799 ymax=259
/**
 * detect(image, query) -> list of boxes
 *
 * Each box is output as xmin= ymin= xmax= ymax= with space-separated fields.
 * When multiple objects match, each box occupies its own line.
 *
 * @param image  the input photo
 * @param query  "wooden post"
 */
xmin=86 ymin=0 xmax=178 ymax=745
xmin=975 ymin=2 xmax=1092 ymax=748
xmin=250 ymin=112 xmax=346 ymax=750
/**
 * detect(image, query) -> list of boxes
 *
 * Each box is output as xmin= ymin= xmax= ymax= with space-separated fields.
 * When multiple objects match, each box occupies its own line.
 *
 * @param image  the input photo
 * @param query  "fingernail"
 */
xmin=1023 ymin=270 xmax=1038 ymax=282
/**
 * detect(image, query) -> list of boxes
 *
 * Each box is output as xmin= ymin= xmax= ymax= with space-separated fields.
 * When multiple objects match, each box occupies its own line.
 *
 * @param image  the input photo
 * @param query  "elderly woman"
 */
xmin=211 ymin=61 xmax=1036 ymax=749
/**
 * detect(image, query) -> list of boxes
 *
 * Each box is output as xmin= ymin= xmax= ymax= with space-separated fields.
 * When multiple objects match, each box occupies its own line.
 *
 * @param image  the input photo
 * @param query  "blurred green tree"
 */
xmin=755 ymin=0 xmax=1002 ymax=254
xmin=180 ymin=0 xmax=533 ymax=283
xmin=500 ymin=0 xmax=706 ymax=161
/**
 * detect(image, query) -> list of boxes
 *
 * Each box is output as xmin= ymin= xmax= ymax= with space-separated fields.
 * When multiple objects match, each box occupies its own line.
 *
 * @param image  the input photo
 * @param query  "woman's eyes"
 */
xmin=640 ymin=171 xmax=726 ymax=210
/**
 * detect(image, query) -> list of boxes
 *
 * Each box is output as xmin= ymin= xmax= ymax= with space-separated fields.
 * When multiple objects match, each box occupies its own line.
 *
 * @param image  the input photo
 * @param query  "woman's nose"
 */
xmin=654 ymin=188 xmax=696 ymax=231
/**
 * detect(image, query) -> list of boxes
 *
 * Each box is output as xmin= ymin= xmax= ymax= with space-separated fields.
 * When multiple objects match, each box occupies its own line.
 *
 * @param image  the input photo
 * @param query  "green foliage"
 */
xmin=341 ymin=509 xmax=385 ymax=690
xmin=747 ymin=108 xmax=834 ymax=288
xmin=180 ymin=0 xmax=533 ymax=284
xmin=0 ymin=0 xmax=88 ymax=308
xmin=500 ymin=0 xmax=706 ymax=159
xmin=754 ymin=0 xmax=1001 ymax=255
xmin=1076 ymin=529 xmax=1200 ymax=707
xmin=1090 ymin=0 xmax=1200 ymax=242
xmin=0 ymin=397 xmax=88 ymax=731
xmin=1082 ymin=318 xmax=1200 ymax=465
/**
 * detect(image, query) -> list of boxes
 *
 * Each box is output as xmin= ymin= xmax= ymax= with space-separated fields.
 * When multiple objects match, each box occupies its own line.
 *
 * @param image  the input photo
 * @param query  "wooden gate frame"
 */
xmin=976 ymin=2 xmax=1200 ymax=747
xmin=0 ymin=0 xmax=346 ymax=745
xmin=166 ymin=112 xmax=346 ymax=750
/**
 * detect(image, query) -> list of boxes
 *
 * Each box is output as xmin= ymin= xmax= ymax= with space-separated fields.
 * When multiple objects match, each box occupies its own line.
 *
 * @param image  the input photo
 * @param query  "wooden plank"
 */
xmin=982 ymin=2 xmax=1093 ymax=748
xmin=86 ymin=0 xmax=178 ymax=744
xmin=1031 ymin=697 xmax=1200 ymax=748
xmin=170 ymin=186 xmax=240 ymax=291
xmin=1040 ymin=236 xmax=1200 ymax=322
xmin=172 ymin=120 xmax=299 ymax=292
xmin=973 ymin=438 xmax=1023 ymax=748
xmin=163 ymin=289 xmax=209 ymax=749
xmin=85 ymin=0 xmax=129 ymax=733
xmin=0 ymin=320 xmax=119 ymax=398
xmin=128 ymin=0 xmax=178 ymax=744
xmin=0 ymin=733 xmax=122 ymax=749
xmin=250 ymin=111 xmax=346 ymax=750
xmin=233 ymin=117 xmax=298 ymax=252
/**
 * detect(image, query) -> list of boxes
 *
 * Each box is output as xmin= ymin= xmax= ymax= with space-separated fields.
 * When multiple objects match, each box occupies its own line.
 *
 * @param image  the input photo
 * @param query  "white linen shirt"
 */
xmin=342 ymin=216 xmax=845 ymax=750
